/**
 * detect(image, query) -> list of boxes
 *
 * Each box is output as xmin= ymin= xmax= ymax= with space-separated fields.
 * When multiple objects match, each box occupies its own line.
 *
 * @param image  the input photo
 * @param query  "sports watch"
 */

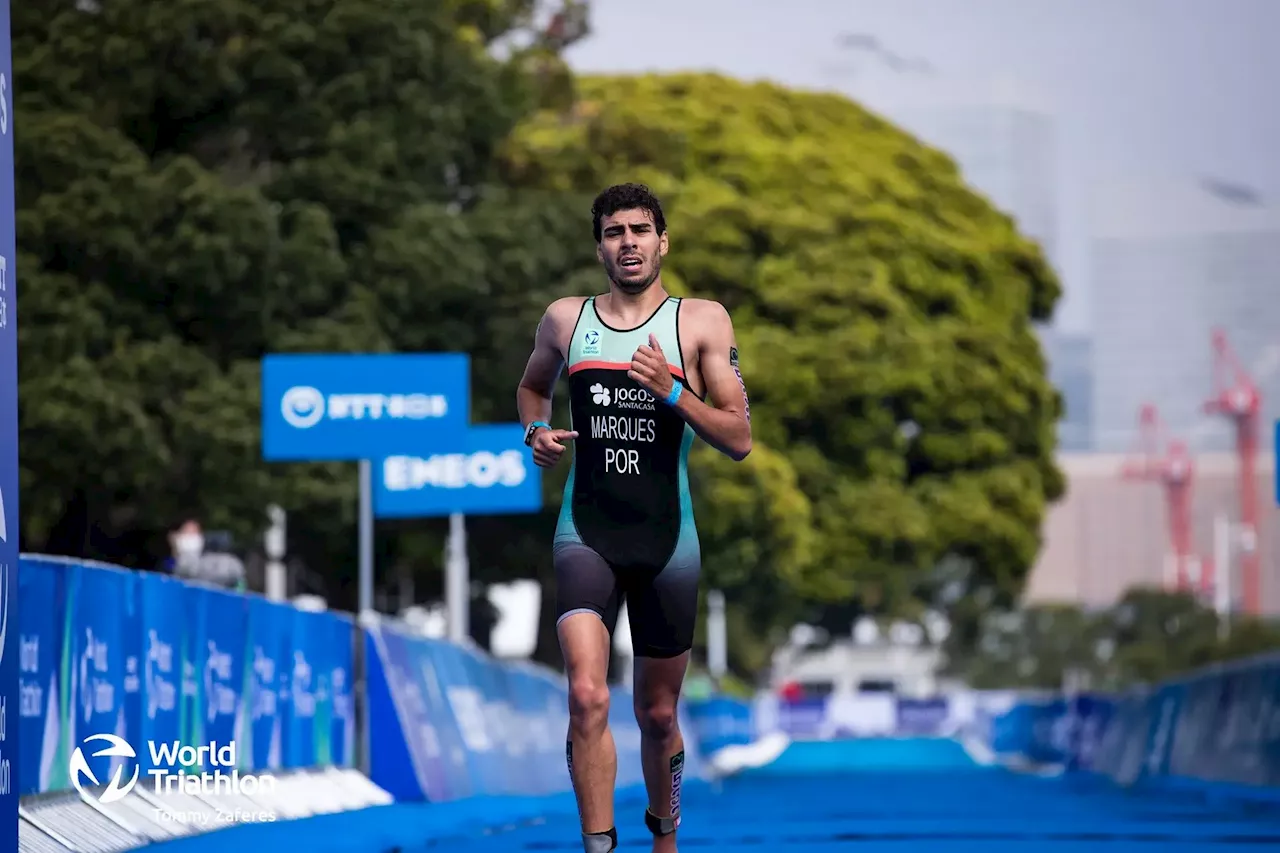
xmin=524 ymin=421 xmax=551 ymax=446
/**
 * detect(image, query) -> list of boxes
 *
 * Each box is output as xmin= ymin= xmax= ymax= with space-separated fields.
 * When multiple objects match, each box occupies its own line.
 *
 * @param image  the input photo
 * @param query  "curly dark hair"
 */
xmin=590 ymin=183 xmax=667 ymax=243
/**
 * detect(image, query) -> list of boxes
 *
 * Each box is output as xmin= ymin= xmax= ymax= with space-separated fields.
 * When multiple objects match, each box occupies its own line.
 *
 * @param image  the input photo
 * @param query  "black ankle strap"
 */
xmin=645 ymin=808 xmax=679 ymax=836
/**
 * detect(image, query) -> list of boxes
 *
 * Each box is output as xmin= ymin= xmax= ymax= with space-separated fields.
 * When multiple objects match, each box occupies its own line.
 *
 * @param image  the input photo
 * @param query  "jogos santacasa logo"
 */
xmin=70 ymin=734 xmax=276 ymax=804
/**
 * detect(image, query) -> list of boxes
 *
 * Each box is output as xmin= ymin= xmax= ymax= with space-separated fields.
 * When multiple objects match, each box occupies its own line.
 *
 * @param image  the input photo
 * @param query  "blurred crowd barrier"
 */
xmin=976 ymin=653 xmax=1280 ymax=797
xmin=681 ymin=654 xmax=1280 ymax=800
xmin=14 ymin=553 xmax=715 ymax=851
xmin=364 ymin=614 xmax=704 ymax=800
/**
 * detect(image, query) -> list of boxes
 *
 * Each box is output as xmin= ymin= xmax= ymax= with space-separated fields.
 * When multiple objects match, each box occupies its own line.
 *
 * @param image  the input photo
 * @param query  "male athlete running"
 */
xmin=516 ymin=183 xmax=752 ymax=853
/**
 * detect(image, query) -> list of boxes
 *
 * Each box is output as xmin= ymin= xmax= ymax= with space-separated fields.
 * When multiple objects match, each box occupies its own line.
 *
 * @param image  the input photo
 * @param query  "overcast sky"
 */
xmin=565 ymin=0 xmax=1280 ymax=333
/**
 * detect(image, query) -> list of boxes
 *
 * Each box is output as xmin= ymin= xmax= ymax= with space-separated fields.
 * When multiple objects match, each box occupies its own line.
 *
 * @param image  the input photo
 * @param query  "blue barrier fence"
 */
xmin=985 ymin=653 xmax=1280 ymax=796
xmin=363 ymin=620 xmax=700 ymax=800
xmin=16 ymin=553 xmax=716 ymax=805
xmin=682 ymin=696 xmax=754 ymax=756
xmin=712 ymin=651 xmax=1280 ymax=800
xmin=17 ymin=555 xmax=355 ymax=796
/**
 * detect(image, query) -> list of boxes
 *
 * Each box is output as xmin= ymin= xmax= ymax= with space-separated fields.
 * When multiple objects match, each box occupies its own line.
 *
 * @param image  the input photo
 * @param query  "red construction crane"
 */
xmin=1202 ymin=329 xmax=1264 ymax=615
xmin=1120 ymin=404 xmax=1200 ymax=593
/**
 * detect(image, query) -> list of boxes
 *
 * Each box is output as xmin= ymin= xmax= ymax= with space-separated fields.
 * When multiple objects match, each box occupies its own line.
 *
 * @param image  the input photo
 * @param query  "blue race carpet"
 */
xmin=455 ymin=738 xmax=1280 ymax=851
xmin=152 ymin=739 xmax=1280 ymax=852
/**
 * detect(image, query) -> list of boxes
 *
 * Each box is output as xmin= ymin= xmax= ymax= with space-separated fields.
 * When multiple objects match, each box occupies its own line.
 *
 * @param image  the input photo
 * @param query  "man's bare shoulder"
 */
xmin=679 ymin=297 xmax=733 ymax=331
xmin=543 ymin=295 xmax=592 ymax=328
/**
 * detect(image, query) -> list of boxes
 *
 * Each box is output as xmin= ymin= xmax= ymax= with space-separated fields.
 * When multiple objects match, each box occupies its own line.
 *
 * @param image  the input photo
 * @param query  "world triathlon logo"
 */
xmin=69 ymin=734 xmax=141 ymax=804
xmin=69 ymin=734 xmax=276 ymax=803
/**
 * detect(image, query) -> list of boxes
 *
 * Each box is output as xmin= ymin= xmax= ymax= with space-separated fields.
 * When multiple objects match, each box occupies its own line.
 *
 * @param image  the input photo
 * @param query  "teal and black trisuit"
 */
xmin=553 ymin=295 xmax=701 ymax=658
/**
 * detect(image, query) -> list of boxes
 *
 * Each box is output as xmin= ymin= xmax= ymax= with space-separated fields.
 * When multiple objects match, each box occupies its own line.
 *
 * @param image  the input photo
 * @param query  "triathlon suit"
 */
xmin=553 ymin=295 xmax=701 ymax=658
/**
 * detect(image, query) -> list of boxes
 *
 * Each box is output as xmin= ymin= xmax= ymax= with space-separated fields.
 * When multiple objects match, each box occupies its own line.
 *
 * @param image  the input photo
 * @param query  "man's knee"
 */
xmin=568 ymin=677 xmax=611 ymax=734
xmin=634 ymin=698 xmax=679 ymax=740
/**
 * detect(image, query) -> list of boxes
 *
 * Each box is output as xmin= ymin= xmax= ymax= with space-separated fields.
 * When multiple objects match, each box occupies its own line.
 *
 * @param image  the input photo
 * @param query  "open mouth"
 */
xmin=619 ymin=256 xmax=642 ymax=270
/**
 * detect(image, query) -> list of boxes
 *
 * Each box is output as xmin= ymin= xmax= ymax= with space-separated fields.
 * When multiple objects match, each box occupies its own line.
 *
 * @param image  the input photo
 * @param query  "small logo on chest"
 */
xmin=589 ymin=381 xmax=655 ymax=411
xmin=581 ymin=329 xmax=603 ymax=357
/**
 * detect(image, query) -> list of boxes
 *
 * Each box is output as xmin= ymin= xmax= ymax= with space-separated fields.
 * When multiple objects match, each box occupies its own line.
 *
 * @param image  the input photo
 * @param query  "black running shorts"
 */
xmin=553 ymin=541 xmax=700 ymax=659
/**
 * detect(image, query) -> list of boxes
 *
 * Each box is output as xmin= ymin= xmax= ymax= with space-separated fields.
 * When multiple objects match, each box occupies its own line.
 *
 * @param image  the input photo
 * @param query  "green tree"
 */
xmin=11 ymin=0 xmax=590 ymax=599
xmin=947 ymin=603 xmax=1103 ymax=690
xmin=948 ymin=587 xmax=1280 ymax=691
xmin=499 ymin=73 xmax=1065 ymax=634
xmin=1099 ymin=587 xmax=1223 ymax=686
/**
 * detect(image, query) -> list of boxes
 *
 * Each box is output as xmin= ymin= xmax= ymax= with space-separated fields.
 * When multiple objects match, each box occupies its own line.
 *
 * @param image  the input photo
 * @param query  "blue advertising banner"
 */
xmin=431 ymin=639 xmax=500 ymax=797
xmin=362 ymin=620 xmax=654 ymax=804
xmin=261 ymin=353 xmax=471 ymax=461
xmin=138 ymin=573 xmax=185 ymax=775
xmin=330 ymin=614 xmax=356 ymax=768
xmin=242 ymin=597 xmax=291 ymax=771
xmin=774 ymin=698 xmax=827 ymax=739
xmin=305 ymin=610 xmax=354 ymax=768
xmin=120 ymin=571 xmax=141 ymax=776
xmin=367 ymin=625 xmax=461 ymax=802
xmin=1063 ymin=693 xmax=1116 ymax=772
xmin=65 ymin=565 xmax=130 ymax=790
xmin=15 ymin=560 xmax=60 ymax=795
xmin=190 ymin=587 xmax=248 ymax=761
xmin=1089 ymin=691 xmax=1151 ymax=784
xmin=685 ymin=697 xmax=754 ymax=756
xmin=284 ymin=608 xmax=319 ymax=769
xmin=373 ymin=423 xmax=542 ymax=519
xmin=500 ymin=666 xmax=546 ymax=795
xmin=895 ymin=697 xmax=951 ymax=736
xmin=0 ymin=1 xmax=18 ymax=841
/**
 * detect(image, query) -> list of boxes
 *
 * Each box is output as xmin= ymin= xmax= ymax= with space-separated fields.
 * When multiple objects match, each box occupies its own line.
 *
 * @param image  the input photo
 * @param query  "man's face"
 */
xmin=597 ymin=208 xmax=668 ymax=293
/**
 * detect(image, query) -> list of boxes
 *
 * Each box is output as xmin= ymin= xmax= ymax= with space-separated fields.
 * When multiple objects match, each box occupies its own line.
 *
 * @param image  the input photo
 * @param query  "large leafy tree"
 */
xmin=500 ymin=73 xmax=1066 ymax=650
xmin=11 ymin=0 xmax=591 ymax=598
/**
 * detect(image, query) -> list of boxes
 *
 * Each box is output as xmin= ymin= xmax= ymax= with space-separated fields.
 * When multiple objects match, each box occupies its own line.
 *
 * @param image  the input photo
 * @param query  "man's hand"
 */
xmin=531 ymin=427 xmax=578 ymax=468
xmin=629 ymin=333 xmax=675 ymax=401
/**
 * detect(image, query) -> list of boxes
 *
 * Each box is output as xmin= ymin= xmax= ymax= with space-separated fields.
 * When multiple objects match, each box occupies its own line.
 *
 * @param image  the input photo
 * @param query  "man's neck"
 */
xmin=600 ymin=281 xmax=669 ymax=326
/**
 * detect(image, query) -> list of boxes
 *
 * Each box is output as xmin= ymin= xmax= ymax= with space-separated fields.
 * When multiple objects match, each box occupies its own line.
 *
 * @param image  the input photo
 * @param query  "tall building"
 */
xmin=1089 ymin=180 xmax=1280 ymax=453
xmin=1025 ymin=450 xmax=1280 ymax=615
xmin=861 ymin=78 xmax=1060 ymax=270
xmin=1040 ymin=330 xmax=1093 ymax=451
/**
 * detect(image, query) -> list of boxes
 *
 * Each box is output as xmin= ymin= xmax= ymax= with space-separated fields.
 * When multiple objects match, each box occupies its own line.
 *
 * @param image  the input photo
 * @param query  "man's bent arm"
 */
xmin=673 ymin=302 xmax=752 ymax=461
xmin=517 ymin=304 xmax=567 ymax=432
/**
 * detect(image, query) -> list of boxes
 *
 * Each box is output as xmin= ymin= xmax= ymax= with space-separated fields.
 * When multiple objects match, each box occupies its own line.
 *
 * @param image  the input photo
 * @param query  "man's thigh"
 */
xmin=554 ymin=542 xmax=623 ymax=636
xmin=624 ymin=554 xmax=700 ymax=661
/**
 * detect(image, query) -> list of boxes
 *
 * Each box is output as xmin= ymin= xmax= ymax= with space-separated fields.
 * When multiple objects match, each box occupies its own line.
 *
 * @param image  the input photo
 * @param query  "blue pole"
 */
xmin=0 ymin=0 xmax=20 ymax=847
